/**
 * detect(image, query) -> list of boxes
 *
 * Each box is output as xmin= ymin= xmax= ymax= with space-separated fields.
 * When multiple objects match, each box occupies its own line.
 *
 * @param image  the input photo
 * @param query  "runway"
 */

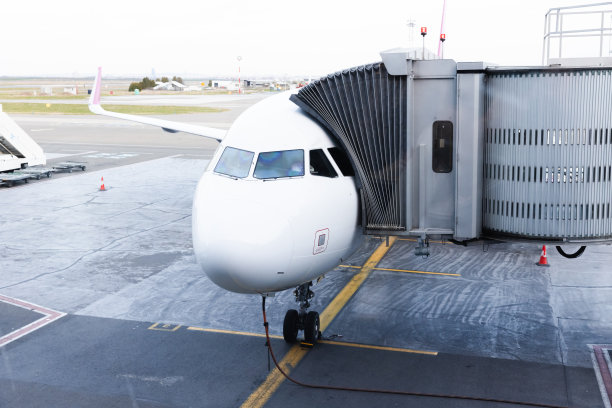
xmin=1 ymin=97 xmax=611 ymax=407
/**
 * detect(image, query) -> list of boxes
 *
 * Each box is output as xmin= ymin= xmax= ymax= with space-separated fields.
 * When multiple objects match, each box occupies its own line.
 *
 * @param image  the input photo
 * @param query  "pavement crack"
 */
xmin=105 ymin=199 xmax=169 ymax=220
xmin=98 ymin=214 xmax=191 ymax=251
xmin=0 ymin=214 xmax=191 ymax=290
xmin=55 ymin=196 xmax=97 ymax=210
xmin=0 ymin=250 xmax=96 ymax=290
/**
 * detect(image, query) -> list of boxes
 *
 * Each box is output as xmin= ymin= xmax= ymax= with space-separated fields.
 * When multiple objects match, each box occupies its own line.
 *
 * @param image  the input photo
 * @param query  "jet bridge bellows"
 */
xmin=293 ymin=50 xmax=612 ymax=244
xmin=291 ymin=63 xmax=407 ymax=231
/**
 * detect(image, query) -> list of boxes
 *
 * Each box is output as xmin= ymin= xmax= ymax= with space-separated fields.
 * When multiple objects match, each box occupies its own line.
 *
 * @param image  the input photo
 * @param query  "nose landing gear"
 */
xmin=282 ymin=282 xmax=321 ymax=344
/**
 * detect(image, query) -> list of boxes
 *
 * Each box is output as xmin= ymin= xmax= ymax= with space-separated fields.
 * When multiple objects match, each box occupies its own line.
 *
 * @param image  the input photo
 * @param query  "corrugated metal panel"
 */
xmin=483 ymin=69 xmax=612 ymax=241
xmin=291 ymin=63 xmax=407 ymax=231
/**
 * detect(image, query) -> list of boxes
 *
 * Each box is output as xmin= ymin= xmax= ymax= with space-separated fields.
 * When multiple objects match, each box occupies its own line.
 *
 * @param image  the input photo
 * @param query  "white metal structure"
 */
xmin=0 ymin=105 xmax=46 ymax=172
xmin=543 ymin=2 xmax=612 ymax=65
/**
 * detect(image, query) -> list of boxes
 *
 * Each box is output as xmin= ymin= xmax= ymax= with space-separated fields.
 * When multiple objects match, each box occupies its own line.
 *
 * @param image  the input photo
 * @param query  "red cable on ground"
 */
xmin=261 ymin=297 xmax=568 ymax=408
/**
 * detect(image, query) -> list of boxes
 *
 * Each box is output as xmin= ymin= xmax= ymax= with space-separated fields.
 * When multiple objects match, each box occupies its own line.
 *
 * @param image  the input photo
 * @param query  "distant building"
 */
xmin=211 ymin=80 xmax=240 ymax=90
xmin=153 ymin=81 xmax=186 ymax=91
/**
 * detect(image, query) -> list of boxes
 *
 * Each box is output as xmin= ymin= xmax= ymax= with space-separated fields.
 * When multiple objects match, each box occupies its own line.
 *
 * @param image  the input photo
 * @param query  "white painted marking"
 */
xmin=590 ymin=344 xmax=612 ymax=408
xmin=45 ymin=151 xmax=96 ymax=160
xmin=30 ymin=128 xmax=53 ymax=132
xmin=118 ymin=374 xmax=184 ymax=387
xmin=83 ymin=152 xmax=140 ymax=159
xmin=41 ymin=141 xmax=220 ymax=149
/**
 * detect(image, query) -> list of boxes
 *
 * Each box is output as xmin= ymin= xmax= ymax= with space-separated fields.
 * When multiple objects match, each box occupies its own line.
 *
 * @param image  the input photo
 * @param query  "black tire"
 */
xmin=304 ymin=311 xmax=320 ymax=344
xmin=283 ymin=309 xmax=299 ymax=343
xmin=556 ymin=246 xmax=586 ymax=259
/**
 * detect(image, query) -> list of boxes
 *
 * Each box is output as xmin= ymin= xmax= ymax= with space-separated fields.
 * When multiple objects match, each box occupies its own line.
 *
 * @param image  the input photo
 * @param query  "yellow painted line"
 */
xmin=371 ymin=236 xmax=449 ymax=244
xmin=319 ymin=236 xmax=397 ymax=332
xmin=240 ymin=237 xmax=397 ymax=408
xmin=319 ymin=339 xmax=437 ymax=355
xmin=398 ymin=238 xmax=448 ymax=244
xmin=339 ymin=265 xmax=460 ymax=277
xmin=374 ymin=267 xmax=460 ymax=277
xmin=187 ymin=326 xmax=283 ymax=340
xmin=240 ymin=346 xmax=309 ymax=408
xmin=148 ymin=323 xmax=182 ymax=332
xmin=187 ymin=327 xmax=435 ymax=355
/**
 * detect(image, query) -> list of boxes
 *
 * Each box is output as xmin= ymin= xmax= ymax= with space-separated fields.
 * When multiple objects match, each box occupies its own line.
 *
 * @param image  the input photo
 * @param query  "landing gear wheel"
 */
xmin=283 ymin=309 xmax=299 ymax=343
xmin=556 ymin=246 xmax=586 ymax=259
xmin=304 ymin=311 xmax=320 ymax=344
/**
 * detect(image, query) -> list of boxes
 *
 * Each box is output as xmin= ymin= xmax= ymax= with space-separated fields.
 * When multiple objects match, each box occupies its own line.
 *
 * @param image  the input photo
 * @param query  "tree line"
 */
xmin=128 ymin=76 xmax=184 ymax=92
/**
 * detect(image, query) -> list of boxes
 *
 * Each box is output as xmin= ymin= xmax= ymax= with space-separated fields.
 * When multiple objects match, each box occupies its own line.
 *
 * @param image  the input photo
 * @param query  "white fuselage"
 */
xmin=192 ymin=92 xmax=363 ymax=294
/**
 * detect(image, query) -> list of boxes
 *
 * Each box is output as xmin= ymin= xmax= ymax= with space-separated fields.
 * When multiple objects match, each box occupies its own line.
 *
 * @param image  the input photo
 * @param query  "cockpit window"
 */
xmin=254 ymin=149 xmax=304 ymax=179
xmin=214 ymin=146 xmax=254 ymax=178
xmin=310 ymin=149 xmax=337 ymax=178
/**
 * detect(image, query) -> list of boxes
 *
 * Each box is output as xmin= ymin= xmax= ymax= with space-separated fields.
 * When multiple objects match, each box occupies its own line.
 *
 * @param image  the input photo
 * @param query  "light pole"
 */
xmin=237 ymin=56 xmax=242 ymax=94
xmin=420 ymin=27 xmax=427 ymax=59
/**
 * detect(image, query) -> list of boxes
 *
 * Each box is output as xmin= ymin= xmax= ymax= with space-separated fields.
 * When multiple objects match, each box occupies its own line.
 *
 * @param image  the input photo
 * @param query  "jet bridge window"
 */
xmin=214 ymin=146 xmax=254 ymax=178
xmin=432 ymin=121 xmax=453 ymax=173
xmin=310 ymin=149 xmax=337 ymax=178
xmin=254 ymin=149 xmax=304 ymax=179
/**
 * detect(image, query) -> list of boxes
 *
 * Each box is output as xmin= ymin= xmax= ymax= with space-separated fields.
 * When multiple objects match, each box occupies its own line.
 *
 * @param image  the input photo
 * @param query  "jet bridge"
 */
xmin=0 ymin=104 xmax=46 ymax=172
xmin=292 ymin=50 xmax=612 ymax=244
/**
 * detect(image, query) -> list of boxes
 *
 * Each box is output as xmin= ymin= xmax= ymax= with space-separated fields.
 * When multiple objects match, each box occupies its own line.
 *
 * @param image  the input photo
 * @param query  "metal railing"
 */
xmin=542 ymin=2 xmax=612 ymax=64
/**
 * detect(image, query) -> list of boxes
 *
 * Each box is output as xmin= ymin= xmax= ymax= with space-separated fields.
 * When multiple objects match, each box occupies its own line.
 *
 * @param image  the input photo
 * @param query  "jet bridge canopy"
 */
xmin=291 ymin=63 xmax=407 ymax=232
xmin=292 ymin=53 xmax=612 ymax=244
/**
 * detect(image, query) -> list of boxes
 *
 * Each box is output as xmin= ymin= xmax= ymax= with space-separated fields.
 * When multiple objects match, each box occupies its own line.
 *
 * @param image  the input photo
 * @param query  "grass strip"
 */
xmin=0 ymin=95 xmax=89 ymax=100
xmin=0 ymin=103 xmax=227 ymax=115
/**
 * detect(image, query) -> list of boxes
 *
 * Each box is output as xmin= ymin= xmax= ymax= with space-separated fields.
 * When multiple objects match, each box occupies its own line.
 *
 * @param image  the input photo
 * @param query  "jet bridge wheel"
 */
xmin=283 ymin=309 xmax=299 ymax=343
xmin=304 ymin=311 xmax=320 ymax=344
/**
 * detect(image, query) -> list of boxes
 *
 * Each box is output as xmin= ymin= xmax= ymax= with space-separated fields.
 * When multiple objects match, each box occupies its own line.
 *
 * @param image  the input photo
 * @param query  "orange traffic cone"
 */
xmin=536 ymin=245 xmax=550 ymax=267
xmin=100 ymin=176 xmax=105 ymax=191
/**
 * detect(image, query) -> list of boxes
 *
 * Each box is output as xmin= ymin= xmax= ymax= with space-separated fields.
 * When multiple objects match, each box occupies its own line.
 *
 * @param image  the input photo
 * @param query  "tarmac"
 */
xmin=0 ymin=94 xmax=611 ymax=407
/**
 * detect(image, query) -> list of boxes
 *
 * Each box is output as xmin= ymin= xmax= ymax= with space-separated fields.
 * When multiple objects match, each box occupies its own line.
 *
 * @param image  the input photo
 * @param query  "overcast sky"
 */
xmin=1 ymin=0 xmax=610 ymax=78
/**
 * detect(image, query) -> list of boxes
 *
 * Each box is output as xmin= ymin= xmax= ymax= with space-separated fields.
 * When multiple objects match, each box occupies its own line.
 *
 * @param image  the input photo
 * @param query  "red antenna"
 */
xmin=438 ymin=0 xmax=448 ymax=58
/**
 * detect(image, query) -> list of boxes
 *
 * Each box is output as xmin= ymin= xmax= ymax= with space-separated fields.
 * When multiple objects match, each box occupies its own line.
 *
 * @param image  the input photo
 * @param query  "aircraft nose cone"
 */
xmin=192 ymin=178 xmax=294 ymax=293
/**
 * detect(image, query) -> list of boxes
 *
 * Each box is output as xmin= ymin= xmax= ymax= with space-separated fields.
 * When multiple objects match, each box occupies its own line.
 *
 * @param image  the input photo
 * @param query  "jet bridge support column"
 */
xmin=454 ymin=63 xmax=487 ymax=240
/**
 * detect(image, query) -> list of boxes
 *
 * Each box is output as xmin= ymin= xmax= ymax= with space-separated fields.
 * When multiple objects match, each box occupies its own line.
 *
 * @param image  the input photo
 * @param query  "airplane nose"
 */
xmin=192 ymin=178 xmax=294 ymax=293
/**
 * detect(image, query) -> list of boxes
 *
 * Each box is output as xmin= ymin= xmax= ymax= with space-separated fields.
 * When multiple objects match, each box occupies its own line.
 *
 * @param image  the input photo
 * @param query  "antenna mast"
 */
xmin=438 ymin=0 xmax=448 ymax=58
xmin=407 ymin=18 xmax=416 ymax=48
